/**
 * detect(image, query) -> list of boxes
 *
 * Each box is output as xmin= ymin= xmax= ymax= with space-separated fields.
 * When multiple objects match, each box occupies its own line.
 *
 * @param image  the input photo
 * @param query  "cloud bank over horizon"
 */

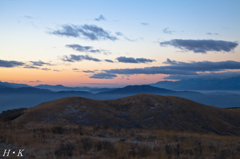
xmin=88 ymin=59 xmax=240 ymax=79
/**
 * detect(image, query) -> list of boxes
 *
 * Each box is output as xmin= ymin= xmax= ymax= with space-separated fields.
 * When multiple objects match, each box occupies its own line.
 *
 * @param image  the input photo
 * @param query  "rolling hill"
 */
xmin=14 ymin=94 xmax=240 ymax=135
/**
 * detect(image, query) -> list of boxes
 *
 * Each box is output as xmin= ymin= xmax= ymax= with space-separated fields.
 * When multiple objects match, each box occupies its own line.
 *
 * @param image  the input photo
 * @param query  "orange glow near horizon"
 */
xmin=1 ymin=67 xmax=169 ymax=87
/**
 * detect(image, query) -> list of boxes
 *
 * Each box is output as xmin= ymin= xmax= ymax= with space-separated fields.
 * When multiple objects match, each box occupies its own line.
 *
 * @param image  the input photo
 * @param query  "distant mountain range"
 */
xmin=0 ymin=81 xmax=30 ymax=88
xmin=1 ymin=76 xmax=240 ymax=92
xmin=14 ymin=94 xmax=240 ymax=135
xmin=1 ymin=84 xmax=240 ymax=112
xmin=151 ymin=76 xmax=240 ymax=90
xmin=0 ymin=81 xmax=116 ymax=93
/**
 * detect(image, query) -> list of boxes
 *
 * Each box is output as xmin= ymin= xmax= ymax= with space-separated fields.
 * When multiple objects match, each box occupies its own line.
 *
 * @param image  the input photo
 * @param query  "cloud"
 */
xmin=41 ymin=68 xmax=50 ymax=71
xmin=0 ymin=59 xmax=25 ymax=68
xmin=24 ymin=16 xmax=35 ymax=19
xmin=24 ymin=65 xmax=39 ymax=69
xmin=160 ymin=39 xmax=238 ymax=53
xmin=206 ymin=32 xmax=219 ymax=35
xmin=163 ymin=28 xmax=175 ymax=34
xmin=66 ymin=44 xmax=101 ymax=53
xmin=62 ymin=54 xmax=101 ymax=62
xmin=95 ymin=15 xmax=106 ymax=21
xmin=50 ymin=24 xmax=117 ymax=41
xmin=72 ymin=68 xmax=81 ymax=72
xmin=141 ymin=23 xmax=149 ymax=26
xmin=163 ymin=58 xmax=177 ymax=65
xmin=53 ymin=70 xmax=60 ymax=72
xmin=102 ymin=59 xmax=240 ymax=76
xmin=104 ymin=67 xmax=197 ymax=75
xmin=116 ymin=56 xmax=156 ymax=63
xmin=29 ymin=80 xmax=41 ymax=83
xmin=115 ymin=32 xmax=137 ymax=42
xmin=105 ymin=59 xmax=114 ymax=63
xmin=90 ymin=73 xmax=117 ymax=79
xmin=115 ymin=32 xmax=124 ymax=36
xmin=161 ymin=59 xmax=240 ymax=72
xmin=164 ymin=71 xmax=240 ymax=80
xmin=30 ymin=60 xmax=51 ymax=66
xmin=82 ymin=70 xmax=95 ymax=73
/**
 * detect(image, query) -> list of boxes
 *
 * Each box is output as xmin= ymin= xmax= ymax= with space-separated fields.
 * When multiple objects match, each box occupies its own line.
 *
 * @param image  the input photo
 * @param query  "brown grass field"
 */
xmin=0 ymin=121 xmax=240 ymax=159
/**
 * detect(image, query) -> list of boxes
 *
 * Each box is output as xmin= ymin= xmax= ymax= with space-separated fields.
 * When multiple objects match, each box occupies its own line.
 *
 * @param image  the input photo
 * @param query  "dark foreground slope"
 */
xmin=14 ymin=94 xmax=240 ymax=135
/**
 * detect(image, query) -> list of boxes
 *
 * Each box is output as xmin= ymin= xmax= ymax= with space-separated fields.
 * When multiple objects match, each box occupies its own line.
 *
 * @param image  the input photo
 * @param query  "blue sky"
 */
xmin=0 ymin=0 xmax=240 ymax=87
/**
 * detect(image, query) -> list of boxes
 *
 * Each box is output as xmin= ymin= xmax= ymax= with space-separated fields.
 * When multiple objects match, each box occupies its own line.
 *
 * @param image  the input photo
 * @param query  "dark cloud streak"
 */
xmin=66 ymin=44 xmax=101 ymax=53
xmin=102 ymin=59 xmax=240 ymax=76
xmin=160 ymin=39 xmax=238 ymax=53
xmin=0 ymin=59 xmax=25 ymax=68
xmin=30 ymin=60 xmax=51 ymax=66
xmin=62 ymin=54 xmax=101 ymax=62
xmin=90 ymin=73 xmax=117 ymax=79
xmin=116 ymin=56 xmax=155 ymax=63
xmin=105 ymin=59 xmax=114 ymax=63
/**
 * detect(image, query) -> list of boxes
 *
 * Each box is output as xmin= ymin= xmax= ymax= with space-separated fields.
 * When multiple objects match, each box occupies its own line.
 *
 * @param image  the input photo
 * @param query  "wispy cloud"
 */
xmin=29 ymin=80 xmax=41 ymax=82
xmin=82 ymin=70 xmax=95 ymax=73
xmin=116 ymin=56 xmax=155 ymax=63
xmin=115 ymin=32 xmax=137 ymax=42
xmin=105 ymin=59 xmax=114 ymax=63
xmin=163 ymin=28 xmax=175 ymax=34
xmin=66 ymin=44 xmax=101 ymax=53
xmin=24 ymin=65 xmax=39 ymax=69
xmin=160 ymin=39 xmax=238 ymax=53
xmin=90 ymin=73 xmax=117 ymax=79
xmin=206 ymin=32 xmax=219 ymax=35
xmin=50 ymin=24 xmax=118 ymax=41
xmin=141 ymin=22 xmax=149 ymax=26
xmin=0 ymin=59 xmax=25 ymax=68
xmin=95 ymin=15 xmax=106 ymax=21
xmin=72 ymin=68 xmax=81 ymax=72
xmin=41 ymin=68 xmax=51 ymax=71
xmin=24 ymin=16 xmax=35 ymax=19
xmin=62 ymin=54 xmax=101 ymax=62
xmin=30 ymin=60 xmax=51 ymax=66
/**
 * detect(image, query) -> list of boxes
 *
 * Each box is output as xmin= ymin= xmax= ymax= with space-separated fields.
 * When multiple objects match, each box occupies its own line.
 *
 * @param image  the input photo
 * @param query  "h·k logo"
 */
xmin=2 ymin=149 xmax=25 ymax=157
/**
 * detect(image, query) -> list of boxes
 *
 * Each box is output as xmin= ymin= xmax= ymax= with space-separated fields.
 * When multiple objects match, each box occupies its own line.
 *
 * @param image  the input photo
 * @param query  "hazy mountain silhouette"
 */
xmin=0 ymin=87 xmax=93 ymax=112
xmin=0 ymin=81 xmax=30 ymax=88
xmin=14 ymin=94 xmax=240 ymax=135
xmin=98 ymin=85 xmax=174 ymax=95
xmin=96 ymin=85 xmax=202 ymax=100
xmin=35 ymin=84 xmax=93 ymax=92
xmin=1 ymin=84 xmax=240 ymax=112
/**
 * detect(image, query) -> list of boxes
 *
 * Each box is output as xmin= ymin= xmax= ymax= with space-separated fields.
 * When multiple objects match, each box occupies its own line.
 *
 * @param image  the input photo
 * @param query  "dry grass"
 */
xmin=0 ymin=122 xmax=239 ymax=159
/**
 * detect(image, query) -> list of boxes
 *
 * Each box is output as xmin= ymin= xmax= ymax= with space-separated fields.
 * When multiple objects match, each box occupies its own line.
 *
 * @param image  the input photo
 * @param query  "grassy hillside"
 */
xmin=14 ymin=94 xmax=240 ymax=135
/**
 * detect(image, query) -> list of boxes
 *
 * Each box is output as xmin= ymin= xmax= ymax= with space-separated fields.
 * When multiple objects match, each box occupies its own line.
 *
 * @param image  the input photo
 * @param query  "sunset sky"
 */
xmin=1 ymin=0 xmax=240 ymax=87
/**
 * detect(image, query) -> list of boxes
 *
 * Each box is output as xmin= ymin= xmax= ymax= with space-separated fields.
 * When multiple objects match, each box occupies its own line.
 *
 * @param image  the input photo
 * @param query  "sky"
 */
xmin=0 ymin=0 xmax=240 ymax=87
